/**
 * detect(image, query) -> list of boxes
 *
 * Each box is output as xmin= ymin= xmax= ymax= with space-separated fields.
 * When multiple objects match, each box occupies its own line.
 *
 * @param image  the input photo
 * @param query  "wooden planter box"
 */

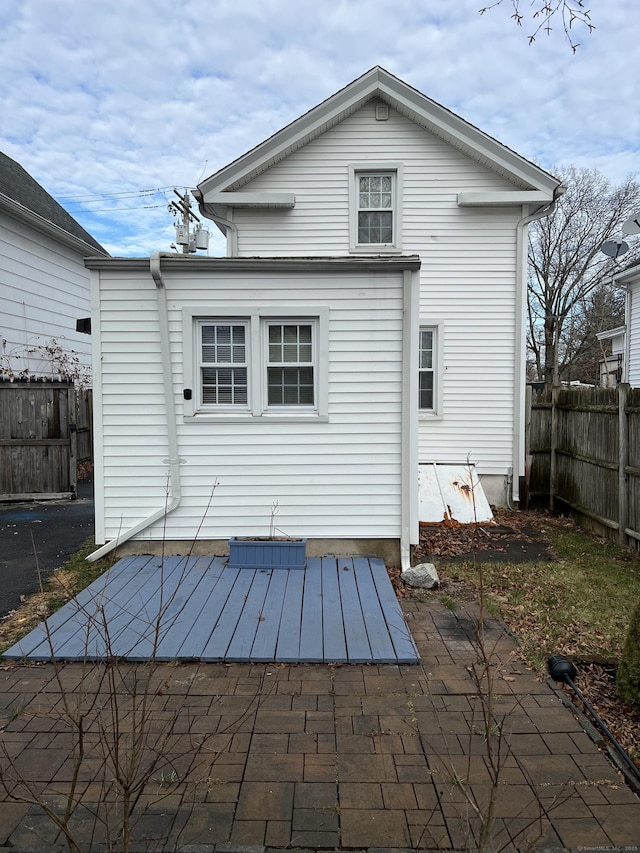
xmin=228 ymin=537 xmax=307 ymax=570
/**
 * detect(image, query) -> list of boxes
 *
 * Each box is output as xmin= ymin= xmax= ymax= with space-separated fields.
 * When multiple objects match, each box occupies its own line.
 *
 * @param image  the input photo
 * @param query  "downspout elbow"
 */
xmin=193 ymin=191 xmax=239 ymax=257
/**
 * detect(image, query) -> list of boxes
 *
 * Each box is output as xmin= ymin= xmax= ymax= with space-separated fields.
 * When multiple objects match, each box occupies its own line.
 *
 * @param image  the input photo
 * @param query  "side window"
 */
xmin=419 ymin=327 xmax=435 ymax=411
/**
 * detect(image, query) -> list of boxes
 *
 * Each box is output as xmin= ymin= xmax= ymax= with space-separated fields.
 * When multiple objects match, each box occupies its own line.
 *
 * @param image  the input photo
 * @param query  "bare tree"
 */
xmin=527 ymin=166 xmax=640 ymax=387
xmin=479 ymin=1 xmax=595 ymax=50
xmin=560 ymin=282 xmax=626 ymax=384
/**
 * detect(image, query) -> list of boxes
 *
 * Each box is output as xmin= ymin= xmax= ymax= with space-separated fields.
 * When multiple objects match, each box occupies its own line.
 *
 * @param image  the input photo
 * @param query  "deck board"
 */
xmin=3 ymin=555 xmax=419 ymax=665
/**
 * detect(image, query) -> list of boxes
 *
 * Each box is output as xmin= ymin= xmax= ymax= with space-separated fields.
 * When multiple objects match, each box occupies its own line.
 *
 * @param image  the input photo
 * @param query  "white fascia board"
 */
xmin=457 ymin=190 xmax=553 ymax=207
xmin=199 ymin=191 xmax=296 ymax=208
xmin=199 ymin=67 xmax=560 ymax=196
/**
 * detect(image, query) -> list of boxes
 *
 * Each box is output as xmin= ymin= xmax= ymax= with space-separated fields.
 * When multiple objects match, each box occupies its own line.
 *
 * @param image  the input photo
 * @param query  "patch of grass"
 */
xmin=0 ymin=539 xmax=117 ymax=655
xmin=444 ymin=520 xmax=640 ymax=672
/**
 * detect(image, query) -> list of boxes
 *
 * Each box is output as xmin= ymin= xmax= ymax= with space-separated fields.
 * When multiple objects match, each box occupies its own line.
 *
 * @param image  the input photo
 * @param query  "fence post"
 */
xmin=549 ymin=385 xmax=558 ymax=512
xmin=618 ymin=383 xmax=629 ymax=546
xmin=69 ymin=384 xmax=78 ymax=499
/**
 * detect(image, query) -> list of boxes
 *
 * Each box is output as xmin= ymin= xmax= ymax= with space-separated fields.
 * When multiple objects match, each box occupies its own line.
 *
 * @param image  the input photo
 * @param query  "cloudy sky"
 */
xmin=0 ymin=0 xmax=636 ymax=257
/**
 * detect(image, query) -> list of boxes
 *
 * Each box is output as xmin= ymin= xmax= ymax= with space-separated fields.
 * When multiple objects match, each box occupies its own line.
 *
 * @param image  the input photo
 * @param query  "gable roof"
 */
xmin=0 ymin=151 xmax=108 ymax=255
xmin=198 ymin=66 xmax=561 ymax=201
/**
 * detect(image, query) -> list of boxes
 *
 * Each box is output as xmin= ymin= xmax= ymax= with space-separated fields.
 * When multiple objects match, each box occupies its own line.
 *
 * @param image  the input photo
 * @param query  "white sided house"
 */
xmin=0 ymin=152 xmax=107 ymax=382
xmin=87 ymin=68 xmax=562 ymax=567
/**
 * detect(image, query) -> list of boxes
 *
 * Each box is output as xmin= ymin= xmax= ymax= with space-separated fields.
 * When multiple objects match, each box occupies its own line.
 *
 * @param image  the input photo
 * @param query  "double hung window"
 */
xmin=200 ymin=322 xmax=248 ymax=406
xmin=357 ymin=174 xmax=394 ymax=244
xmin=267 ymin=323 xmax=314 ymax=406
xmin=349 ymin=163 xmax=402 ymax=251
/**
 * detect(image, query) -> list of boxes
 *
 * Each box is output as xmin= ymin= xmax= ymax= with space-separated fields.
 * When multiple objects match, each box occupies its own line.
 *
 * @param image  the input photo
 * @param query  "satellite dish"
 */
xmin=622 ymin=212 xmax=640 ymax=235
xmin=600 ymin=239 xmax=629 ymax=259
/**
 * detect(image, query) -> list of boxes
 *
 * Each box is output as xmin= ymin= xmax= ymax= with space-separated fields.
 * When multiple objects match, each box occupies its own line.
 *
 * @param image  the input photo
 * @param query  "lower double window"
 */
xmin=185 ymin=309 xmax=326 ymax=418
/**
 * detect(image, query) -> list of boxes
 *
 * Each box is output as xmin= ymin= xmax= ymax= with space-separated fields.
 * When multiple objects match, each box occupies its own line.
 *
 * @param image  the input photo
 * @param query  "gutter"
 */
xmin=87 ymin=252 xmax=182 ymax=561
xmin=512 ymin=186 xmax=565 ymax=505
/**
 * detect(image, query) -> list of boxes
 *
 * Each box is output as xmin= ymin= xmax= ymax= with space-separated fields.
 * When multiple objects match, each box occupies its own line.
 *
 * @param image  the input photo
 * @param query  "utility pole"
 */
xmin=168 ymin=189 xmax=209 ymax=254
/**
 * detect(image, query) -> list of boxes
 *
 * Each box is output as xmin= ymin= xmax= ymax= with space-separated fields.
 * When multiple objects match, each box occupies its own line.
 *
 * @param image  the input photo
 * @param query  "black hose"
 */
xmin=547 ymin=654 xmax=640 ymax=785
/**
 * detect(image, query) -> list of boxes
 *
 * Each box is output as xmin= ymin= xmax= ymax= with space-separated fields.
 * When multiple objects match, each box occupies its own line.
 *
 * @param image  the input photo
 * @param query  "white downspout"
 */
xmin=624 ymin=285 xmax=631 ymax=384
xmin=88 ymin=252 xmax=182 ymax=561
xmin=512 ymin=189 xmax=563 ymax=506
xmin=400 ymin=268 xmax=420 ymax=571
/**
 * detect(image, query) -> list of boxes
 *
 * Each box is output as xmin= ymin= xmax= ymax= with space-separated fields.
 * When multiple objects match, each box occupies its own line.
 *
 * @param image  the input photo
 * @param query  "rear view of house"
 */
xmin=88 ymin=67 xmax=562 ymax=567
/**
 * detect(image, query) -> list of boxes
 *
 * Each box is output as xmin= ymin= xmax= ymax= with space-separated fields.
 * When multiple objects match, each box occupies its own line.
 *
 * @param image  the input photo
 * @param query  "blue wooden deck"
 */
xmin=2 ymin=556 xmax=419 ymax=664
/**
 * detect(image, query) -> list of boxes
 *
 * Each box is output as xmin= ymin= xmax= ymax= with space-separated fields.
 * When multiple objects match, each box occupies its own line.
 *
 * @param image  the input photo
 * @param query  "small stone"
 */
xmin=401 ymin=562 xmax=440 ymax=589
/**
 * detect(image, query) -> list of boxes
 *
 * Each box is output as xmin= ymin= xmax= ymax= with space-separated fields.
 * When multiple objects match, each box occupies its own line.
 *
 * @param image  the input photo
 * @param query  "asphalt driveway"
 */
xmin=0 ymin=478 xmax=94 ymax=618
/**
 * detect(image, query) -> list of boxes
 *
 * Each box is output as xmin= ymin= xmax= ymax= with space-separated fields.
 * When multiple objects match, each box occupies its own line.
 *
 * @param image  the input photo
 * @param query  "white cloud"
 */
xmin=1 ymin=0 xmax=637 ymax=256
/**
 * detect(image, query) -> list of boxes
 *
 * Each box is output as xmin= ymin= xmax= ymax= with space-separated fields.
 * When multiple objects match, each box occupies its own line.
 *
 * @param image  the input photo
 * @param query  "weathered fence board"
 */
xmin=0 ymin=380 xmax=92 ymax=500
xmin=527 ymin=384 xmax=640 ymax=549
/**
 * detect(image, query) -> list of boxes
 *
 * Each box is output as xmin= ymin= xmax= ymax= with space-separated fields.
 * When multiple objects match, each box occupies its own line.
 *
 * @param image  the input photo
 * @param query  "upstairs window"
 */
xmin=358 ymin=174 xmax=394 ymax=244
xmin=349 ymin=164 xmax=402 ymax=251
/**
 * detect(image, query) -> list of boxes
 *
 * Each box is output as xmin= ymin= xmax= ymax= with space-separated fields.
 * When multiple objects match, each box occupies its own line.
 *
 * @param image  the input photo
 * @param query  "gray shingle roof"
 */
xmin=0 ymin=151 xmax=107 ymax=254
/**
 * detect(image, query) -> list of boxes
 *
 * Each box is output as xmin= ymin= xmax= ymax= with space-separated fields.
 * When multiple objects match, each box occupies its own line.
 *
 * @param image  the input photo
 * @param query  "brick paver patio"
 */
xmin=1 ymin=596 xmax=638 ymax=852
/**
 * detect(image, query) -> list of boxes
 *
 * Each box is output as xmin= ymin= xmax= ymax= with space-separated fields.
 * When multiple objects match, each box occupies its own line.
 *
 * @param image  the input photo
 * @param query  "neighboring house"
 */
xmin=596 ymin=261 xmax=640 ymax=388
xmin=596 ymin=326 xmax=626 ymax=387
xmin=0 ymin=151 xmax=107 ymax=383
xmin=613 ymin=262 xmax=640 ymax=388
xmin=87 ymin=67 xmax=562 ymax=567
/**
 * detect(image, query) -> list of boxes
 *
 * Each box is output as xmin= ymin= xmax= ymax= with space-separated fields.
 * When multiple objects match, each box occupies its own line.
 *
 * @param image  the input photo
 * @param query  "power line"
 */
xmin=57 ymin=186 xmax=177 ymax=202
xmin=77 ymin=204 xmax=164 ymax=213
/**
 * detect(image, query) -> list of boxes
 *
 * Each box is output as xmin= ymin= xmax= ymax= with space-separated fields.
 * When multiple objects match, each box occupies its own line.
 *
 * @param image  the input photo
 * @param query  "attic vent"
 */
xmin=375 ymin=104 xmax=389 ymax=121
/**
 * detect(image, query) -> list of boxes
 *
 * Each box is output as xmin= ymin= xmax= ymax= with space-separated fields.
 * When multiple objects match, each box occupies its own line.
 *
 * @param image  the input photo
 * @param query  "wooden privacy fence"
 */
xmin=0 ymin=380 xmax=92 ymax=501
xmin=527 ymin=384 xmax=640 ymax=548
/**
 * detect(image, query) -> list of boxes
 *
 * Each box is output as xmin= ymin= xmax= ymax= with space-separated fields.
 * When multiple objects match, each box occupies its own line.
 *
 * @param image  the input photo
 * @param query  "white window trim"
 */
xmin=183 ymin=306 xmax=329 ymax=422
xmin=348 ymin=162 xmax=403 ymax=253
xmin=418 ymin=320 xmax=443 ymax=420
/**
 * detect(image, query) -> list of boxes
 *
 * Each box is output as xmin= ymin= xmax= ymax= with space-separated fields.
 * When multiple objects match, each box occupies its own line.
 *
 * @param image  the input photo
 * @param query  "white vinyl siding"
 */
xmin=93 ymin=265 xmax=406 ymax=544
xmin=0 ymin=210 xmax=92 ymax=380
xmin=628 ymin=281 xmax=640 ymax=387
xmin=231 ymin=102 xmax=523 ymax=476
